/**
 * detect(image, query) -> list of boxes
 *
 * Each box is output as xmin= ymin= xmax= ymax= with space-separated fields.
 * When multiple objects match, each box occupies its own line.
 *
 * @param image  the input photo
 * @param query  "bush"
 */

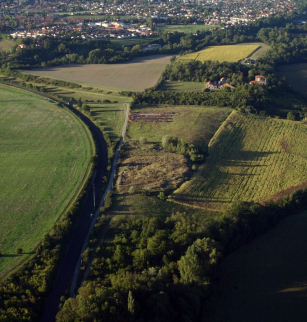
xmin=139 ymin=137 xmax=147 ymax=145
xmin=16 ymin=248 xmax=23 ymax=255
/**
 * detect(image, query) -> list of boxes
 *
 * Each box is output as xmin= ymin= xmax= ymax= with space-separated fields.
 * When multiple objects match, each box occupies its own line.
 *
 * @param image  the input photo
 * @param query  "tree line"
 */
xmin=57 ymin=188 xmax=307 ymax=322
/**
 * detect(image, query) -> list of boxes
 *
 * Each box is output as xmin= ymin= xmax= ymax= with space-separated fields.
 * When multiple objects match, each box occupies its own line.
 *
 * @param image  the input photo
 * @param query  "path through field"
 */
xmin=202 ymin=212 xmax=307 ymax=322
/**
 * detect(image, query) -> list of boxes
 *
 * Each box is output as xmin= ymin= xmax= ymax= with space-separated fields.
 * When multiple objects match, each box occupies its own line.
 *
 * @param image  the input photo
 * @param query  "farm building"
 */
xmin=205 ymin=78 xmax=235 ymax=90
xmin=250 ymin=75 xmax=267 ymax=85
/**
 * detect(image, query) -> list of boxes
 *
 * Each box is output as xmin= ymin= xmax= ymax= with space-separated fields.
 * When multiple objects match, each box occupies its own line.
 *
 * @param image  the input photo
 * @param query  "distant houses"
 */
xmin=205 ymin=77 xmax=235 ymax=90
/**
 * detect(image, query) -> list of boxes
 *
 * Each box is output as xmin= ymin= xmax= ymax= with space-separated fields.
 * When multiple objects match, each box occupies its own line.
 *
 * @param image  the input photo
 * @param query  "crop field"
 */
xmin=203 ymin=211 xmax=307 ymax=322
xmin=0 ymin=84 xmax=94 ymax=276
xmin=21 ymin=55 xmax=172 ymax=91
xmin=279 ymin=63 xmax=307 ymax=97
xmin=158 ymin=81 xmax=204 ymax=92
xmin=89 ymin=103 xmax=126 ymax=141
xmin=127 ymin=105 xmax=232 ymax=150
xmin=171 ymin=112 xmax=307 ymax=210
xmin=157 ymin=24 xmax=217 ymax=33
xmin=179 ymin=43 xmax=262 ymax=62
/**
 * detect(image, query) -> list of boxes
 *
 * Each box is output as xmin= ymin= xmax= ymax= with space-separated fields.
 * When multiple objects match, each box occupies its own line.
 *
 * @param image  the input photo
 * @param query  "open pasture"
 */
xmin=279 ymin=63 xmax=307 ymax=97
xmin=158 ymin=81 xmax=204 ymax=92
xmin=0 ymin=84 xmax=93 ymax=276
xmin=21 ymin=55 xmax=172 ymax=91
xmin=0 ymin=38 xmax=15 ymax=51
xmin=89 ymin=103 xmax=126 ymax=141
xmin=157 ymin=24 xmax=217 ymax=33
xmin=171 ymin=112 xmax=307 ymax=210
xmin=179 ymin=43 xmax=262 ymax=62
xmin=203 ymin=211 xmax=307 ymax=322
xmin=127 ymin=105 xmax=232 ymax=150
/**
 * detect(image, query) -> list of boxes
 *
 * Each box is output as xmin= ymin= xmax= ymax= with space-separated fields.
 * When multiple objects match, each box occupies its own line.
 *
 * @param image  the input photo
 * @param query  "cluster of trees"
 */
xmin=163 ymin=60 xmax=250 ymax=85
xmin=161 ymin=135 xmax=205 ymax=161
xmin=57 ymin=187 xmax=307 ymax=322
xmin=132 ymin=86 xmax=268 ymax=110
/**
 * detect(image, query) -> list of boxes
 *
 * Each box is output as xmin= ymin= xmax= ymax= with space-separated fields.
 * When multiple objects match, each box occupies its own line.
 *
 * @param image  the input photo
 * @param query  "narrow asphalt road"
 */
xmin=40 ymin=104 xmax=108 ymax=322
xmin=70 ymin=103 xmax=130 ymax=296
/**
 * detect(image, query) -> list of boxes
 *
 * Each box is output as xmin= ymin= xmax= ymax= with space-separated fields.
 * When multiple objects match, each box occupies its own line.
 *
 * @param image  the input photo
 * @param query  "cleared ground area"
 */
xmin=179 ymin=43 xmax=265 ymax=62
xmin=172 ymin=112 xmax=307 ymax=210
xmin=0 ymin=84 xmax=93 ymax=276
xmin=21 ymin=55 xmax=172 ymax=91
xmin=127 ymin=105 xmax=232 ymax=150
xmin=203 ymin=211 xmax=307 ymax=322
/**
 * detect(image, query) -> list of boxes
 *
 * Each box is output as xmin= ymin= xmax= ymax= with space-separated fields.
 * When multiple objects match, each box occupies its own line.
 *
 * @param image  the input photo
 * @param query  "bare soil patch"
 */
xmin=129 ymin=111 xmax=178 ymax=122
xmin=116 ymin=141 xmax=190 ymax=194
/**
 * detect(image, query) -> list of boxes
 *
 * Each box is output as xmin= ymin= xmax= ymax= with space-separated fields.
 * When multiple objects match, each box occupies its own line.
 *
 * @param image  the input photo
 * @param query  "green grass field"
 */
xmin=0 ymin=38 xmax=15 ymax=51
xmin=203 ymin=211 xmax=307 ymax=322
xmin=158 ymin=81 xmax=204 ymax=92
xmin=110 ymin=37 xmax=159 ymax=49
xmin=157 ymin=24 xmax=217 ymax=33
xmin=179 ymin=43 xmax=263 ymax=62
xmin=279 ymin=63 xmax=307 ymax=97
xmin=20 ymin=55 xmax=172 ymax=91
xmin=171 ymin=112 xmax=307 ymax=210
xmin=127 ymin=105 xmax=232 ymax=150
xmin=0 ymin=84 xmax=94 ymax=276
xmin=110 ymin=194 xmax=218 ymax=221
xmin=89 ymin=103 xmax=126 ymax=141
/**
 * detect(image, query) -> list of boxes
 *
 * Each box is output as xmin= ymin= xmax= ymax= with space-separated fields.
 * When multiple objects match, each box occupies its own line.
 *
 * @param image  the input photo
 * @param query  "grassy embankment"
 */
xmin=0 ymin=84 xmax=94 ymax=277
xmin=179 ymin=43 xmax=269 ymax=62
xmin=171 ymin=111 xmax=307 ymax=210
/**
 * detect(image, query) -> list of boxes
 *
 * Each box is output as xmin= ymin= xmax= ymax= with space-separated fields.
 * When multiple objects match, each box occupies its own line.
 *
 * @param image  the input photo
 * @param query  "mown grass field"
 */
xmin=279 ymin=63 xmax=307 ymax=97
xmin=0 ymin=84 xmax=94 ymax=276
xmin=127 ymin=105 xmax=232 ymax=150
xmin=171 ymin=112 xmax=307 ymax=210
xmin=158 ymin=81 xmax=204 ymax=92
xmin=157 ymin=24 xmax=217 ymax=33
xmin=89 ymin=103 xmax=126 ymax=141
xmin=179 ymin=43 xmax=263 ymax=62
xmin=203 ymin=211 xmax=307 ymax=322
xmin=21 ymin=55 xmax=172 ymax=91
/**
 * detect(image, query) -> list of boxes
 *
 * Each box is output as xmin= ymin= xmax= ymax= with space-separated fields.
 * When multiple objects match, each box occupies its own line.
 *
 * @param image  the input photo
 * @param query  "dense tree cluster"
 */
xmin=57 ymin=188 xmax=307 ymax=322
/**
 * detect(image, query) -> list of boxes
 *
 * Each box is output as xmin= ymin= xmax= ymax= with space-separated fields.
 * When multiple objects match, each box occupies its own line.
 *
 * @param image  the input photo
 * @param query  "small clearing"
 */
xmin=116 ymin=141 xmax=190 ymax=194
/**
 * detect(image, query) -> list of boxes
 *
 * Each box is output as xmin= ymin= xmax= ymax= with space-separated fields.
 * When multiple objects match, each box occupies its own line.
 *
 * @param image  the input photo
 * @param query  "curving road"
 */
xmin=70 ymin=103 xmax=130 ymax=297
xmin=40 ymin=103 xmax=108 ymax=322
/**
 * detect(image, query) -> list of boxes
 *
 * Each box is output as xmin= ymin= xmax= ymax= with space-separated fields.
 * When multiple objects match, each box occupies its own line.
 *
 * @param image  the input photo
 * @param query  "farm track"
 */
xmin=2 ymin=83 xmax=108 ymax=322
